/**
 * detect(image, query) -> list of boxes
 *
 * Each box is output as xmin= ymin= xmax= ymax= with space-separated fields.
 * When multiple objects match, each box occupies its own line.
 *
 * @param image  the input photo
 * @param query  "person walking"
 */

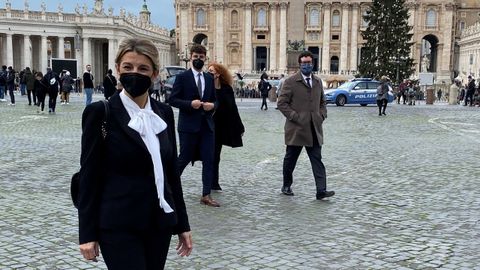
xmin=78 ymin=38 xmax=192 ymax=268
xmin=103 ymin=69 xmax=117 ymax=100
xmin=0 ymin=65 xmax=7 ymax=102
xmin=61 ymin=71 xmax=74 ymax=104
xmin=169 ymin=44 xmax=219 ymax=207
xmin=43 ymin=68 xmax=60 ymax=113
xmin=259 ymin=73 xmax=271 ymax=110
xmin=34 ymin=72 xmax=48 ymax=114
xmin=207 ymin=62 xmax=245 ymax=192
xmin=83 ymin=64 xmax=94 ymax=105
xmin=376 ymin=76 xmax=390 ymax=116
xmin=24 ymin=67 xmax=36 ymax=105
xmin=465 ymin=75 xmax=475 ymax=106
xmin=6 ymin=66 xmax=16 ymax=105
xmin=277 ymin=51 xmax=335 ymax=200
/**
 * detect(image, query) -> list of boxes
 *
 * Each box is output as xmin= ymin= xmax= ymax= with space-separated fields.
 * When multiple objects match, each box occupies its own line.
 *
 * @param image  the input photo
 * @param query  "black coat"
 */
xmin=78 ymin=93 xmax=190 ymax=244
xmin=214 ymin=84 xmax=244 ymax=147
xmin=103 ymin=74 xmax=118 ymax=99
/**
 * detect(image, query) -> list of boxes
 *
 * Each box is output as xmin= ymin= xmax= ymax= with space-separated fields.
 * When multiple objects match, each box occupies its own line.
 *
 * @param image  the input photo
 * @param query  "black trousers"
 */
xmin=37 ymin=91 xmax=46 ymax=111
xmin=261 ymin=96 xmax=268 ymax=110
xmin=48 ymin=90 xmax=58 ymax=112
xmin=282 ymin=124 xmax=327 ymax=193
xmin=8 ymin=85 xmax=15 ymax=104
xmin=177 ymin=119 xmax=215 ymax=196
xmin=465 ymin=91 xmax=474 ymax=106
xmin=27 ymin=89 xmax=36 ymax=105
xmin=377 ymin=99 xmax=387 ymax=114
xmin=99 ymin=228 xmax=172 ymax=270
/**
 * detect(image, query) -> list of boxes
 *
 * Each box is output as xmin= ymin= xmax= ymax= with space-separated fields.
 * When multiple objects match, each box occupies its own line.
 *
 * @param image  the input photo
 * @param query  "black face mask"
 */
xmin=192 ymin=59 xmax=204 ymax=70
xmin=120 ymin=73 xmax=152 ymax=98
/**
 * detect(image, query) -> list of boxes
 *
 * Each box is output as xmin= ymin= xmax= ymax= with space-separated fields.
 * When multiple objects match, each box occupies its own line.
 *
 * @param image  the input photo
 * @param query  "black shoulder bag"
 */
xmin=70 ymin=100 xmax=110 ymax=208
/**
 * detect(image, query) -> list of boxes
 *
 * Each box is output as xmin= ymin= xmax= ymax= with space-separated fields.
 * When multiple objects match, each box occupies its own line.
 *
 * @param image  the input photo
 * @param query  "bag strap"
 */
xmin=100 ymin=99 xmax=109 ymax=139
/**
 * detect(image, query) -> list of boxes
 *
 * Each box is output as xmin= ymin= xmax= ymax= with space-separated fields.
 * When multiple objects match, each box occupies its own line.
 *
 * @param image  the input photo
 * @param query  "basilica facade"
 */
xmin=175 ymin=0 xmax=480 ymax=83
xmin=0 ymin=0 xmax=174 ymax=83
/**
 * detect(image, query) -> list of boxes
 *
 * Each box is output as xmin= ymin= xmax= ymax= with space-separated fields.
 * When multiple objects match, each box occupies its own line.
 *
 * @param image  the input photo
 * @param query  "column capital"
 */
xmin=179 ymin=2 xmax=189 ymax=10
xmin=213 ymin=2 xmax=224 ymax=10
xmin=323 ymin=3 xmax=331 ymax=9
xmin=341 ymin=3 xmax=350 ymax=10
xmin=243 ymin=3 xmax=253 ymax=10
xmin=444 ymin=3 xmax=454 ymax=11
xmin=279 ymin=2 xmax=289 ymax=9
xmin=269 ymin=3 xmax=279 ymax=9
xmin=351 ymin=3 xmax=360 ymax=9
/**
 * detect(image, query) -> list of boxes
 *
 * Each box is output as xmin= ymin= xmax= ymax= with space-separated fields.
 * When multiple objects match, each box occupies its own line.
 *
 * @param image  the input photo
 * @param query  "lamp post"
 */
xmin=178 ymin=44 xmax=190 ymax=69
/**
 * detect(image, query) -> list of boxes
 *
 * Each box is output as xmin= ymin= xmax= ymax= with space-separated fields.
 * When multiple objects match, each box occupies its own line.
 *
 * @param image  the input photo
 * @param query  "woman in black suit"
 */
xmin=207 ymin=62 xmax=245 ymax=192
xmin=78 ymin=38 xmax=192 ymax=269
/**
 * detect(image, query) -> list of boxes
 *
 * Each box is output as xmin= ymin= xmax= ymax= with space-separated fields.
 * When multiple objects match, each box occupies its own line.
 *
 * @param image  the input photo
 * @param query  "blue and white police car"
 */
xmin=324 ymin=78 xmax=394 ymax=106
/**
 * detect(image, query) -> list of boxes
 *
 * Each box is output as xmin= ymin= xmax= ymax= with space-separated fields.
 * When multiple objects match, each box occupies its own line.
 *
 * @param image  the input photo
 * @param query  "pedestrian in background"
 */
xmin=6 ymin=66 xmax=16 ymax=105
xmin=277 ymin=51 xmax=335 ymax=200
xmin=83 ymin=64 xmax=94 ymax=105
xmin=0 ymin=65 xmax=7 ymax=102
xmin=43 ymin=67 xmax=60 ymax=113
xmin=259 ymin=73 xmax=271 ymax=110
xmin=103 ymin=69 xmax=117 ymax=100
xmin=34 ymin=72 xmax=48 ymax=114
xmin=24 ymin=67 xmax=36 ymax=106
xmin=465 ymin=75 xmax=475 ymax=106
xmin=169 ymin=44 xmax=219 ymax=207
xmin=61 ymin=71 xmax=74 ymax=104
xmin=449 ymin=79 xmax=460 ymax=105
xmin=207 ymin=62 xmax=245 ymax=192
xmin=376 ymin=76 xmax=390 ymax=116
xmin=78 ymin=38 xmax=192 ymax=268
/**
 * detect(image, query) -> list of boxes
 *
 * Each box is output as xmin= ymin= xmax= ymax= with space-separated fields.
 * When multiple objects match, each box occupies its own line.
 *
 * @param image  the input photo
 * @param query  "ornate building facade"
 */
xmin=175 ymin=0 xmax=480 ymax=83
xmin=458 ymin=21 xmax=480 ymax=80
xmin=0 ymin=0 xmax=174 ymax=83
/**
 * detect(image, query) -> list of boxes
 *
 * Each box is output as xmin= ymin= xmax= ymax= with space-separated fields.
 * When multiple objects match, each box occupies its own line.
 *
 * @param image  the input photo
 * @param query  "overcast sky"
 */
xmin=6 ymin=0 xmax=176 ymax=29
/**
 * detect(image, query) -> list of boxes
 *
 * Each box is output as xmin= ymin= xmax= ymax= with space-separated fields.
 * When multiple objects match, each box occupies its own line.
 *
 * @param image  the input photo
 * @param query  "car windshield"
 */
xmin=167 ymin=67 xmax=186 ymax=76
xmin=337 ymin=81 xmax=356 ymax=90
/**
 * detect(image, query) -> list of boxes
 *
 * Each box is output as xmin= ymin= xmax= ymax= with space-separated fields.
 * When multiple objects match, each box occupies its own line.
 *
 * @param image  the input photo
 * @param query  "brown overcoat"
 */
xmin=277 ymin=72 xmax=327 ymax=147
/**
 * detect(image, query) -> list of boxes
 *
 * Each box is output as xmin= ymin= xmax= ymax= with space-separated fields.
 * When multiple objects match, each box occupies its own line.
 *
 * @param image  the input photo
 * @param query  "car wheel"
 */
xmin=335 ymin=95 xmax=346 ymax=106
xmin=360 ymin=104 xmax=368 ymax=106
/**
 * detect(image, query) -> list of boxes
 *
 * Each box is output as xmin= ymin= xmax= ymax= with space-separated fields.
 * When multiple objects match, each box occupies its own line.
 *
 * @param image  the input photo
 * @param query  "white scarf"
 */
xmin=119 ymin=91 xmax=174 ymax=213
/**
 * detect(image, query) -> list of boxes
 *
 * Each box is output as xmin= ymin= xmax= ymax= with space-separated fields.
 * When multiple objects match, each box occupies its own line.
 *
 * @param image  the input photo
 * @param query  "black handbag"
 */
xmin=71 ymin=100 xmax=110 ymax=208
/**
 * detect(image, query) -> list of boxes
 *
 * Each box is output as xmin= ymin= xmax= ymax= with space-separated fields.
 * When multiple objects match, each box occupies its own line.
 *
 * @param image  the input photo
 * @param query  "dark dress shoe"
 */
xmin=316 ymin=190 xmax=335 ymax=200
xmin=281 ymin=186 xmax=294 ymax=196
xmin=200 ymin=195 xmax=220 ymax=207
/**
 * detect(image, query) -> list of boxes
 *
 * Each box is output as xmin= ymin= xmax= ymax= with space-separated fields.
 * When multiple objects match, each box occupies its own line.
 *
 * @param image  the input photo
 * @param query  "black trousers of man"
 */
xmin=283 ymin=122 xmax=326 ymax=193
xmin=465 ymin=91 xmax=474 ymax=106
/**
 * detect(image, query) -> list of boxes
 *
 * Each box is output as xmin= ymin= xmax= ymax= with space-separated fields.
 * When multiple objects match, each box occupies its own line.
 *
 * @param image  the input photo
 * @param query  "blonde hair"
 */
xmin=115 ymin=38 xmax=160 ymax=71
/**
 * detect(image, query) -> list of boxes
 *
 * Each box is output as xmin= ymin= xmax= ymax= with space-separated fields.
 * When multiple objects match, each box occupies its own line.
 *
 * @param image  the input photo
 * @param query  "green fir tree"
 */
xmin=358 ymin=0 xmax=415 ymax=84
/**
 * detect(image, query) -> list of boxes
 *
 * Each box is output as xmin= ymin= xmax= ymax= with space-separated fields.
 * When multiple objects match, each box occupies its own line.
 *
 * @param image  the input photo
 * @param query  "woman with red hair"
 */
xmin=207 ymin=62 xmax=245 ymax=192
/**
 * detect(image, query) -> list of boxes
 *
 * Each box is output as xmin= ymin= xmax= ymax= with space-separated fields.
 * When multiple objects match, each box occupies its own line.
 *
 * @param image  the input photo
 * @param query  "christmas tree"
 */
xmin=358 ymin=0 xmax=415 ymax=84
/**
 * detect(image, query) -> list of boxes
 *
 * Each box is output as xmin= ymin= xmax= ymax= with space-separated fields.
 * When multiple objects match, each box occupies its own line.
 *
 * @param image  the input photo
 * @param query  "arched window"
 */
xmin=257 ymin=8 xmax=267 ymax=27
xmin=310 ymin=8 xmax=320 ymax=26
xmin=459 ymin=21 xmax=465 ymax=31
xmin=332 ymin=10 xmax=340 ymax=27
xmin=231 ymin=10 xmax=239 ymax=28
xmin=426 ymin=9 xmax=436 ymax=26
xmin=196 ymin=8 xmax=206 ymax=26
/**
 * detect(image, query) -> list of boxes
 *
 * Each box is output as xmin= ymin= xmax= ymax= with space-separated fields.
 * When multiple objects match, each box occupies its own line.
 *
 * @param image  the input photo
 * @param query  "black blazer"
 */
xmin=169 ymin=69 xmax=216 ymax=133
xmin=78 ymin=93 xmax=190 ymax=244
xmin=214 ymin=84 xmax=244 ymax=147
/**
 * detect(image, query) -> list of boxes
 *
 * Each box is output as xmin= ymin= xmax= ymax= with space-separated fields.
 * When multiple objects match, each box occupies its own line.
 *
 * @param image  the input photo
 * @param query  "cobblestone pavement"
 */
xmin=0 ymin=93 xmax=479 ymax=270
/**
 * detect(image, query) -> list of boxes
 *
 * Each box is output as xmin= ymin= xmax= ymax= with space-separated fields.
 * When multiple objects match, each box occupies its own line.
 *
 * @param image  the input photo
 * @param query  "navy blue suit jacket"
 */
xmin=169 ymin=69 xmax=216 ymax=133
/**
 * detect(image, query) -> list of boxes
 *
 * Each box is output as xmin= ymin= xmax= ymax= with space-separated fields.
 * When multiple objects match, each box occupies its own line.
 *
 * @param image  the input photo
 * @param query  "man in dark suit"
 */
xmin=277 ymin=51 xmax=335 ymax=200
xmin=169 ymin=44 xmax=219 ymax=207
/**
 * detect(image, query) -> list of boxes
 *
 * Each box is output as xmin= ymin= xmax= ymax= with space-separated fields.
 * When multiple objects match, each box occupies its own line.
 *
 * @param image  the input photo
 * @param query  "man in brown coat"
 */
xmin=277 ymin=51 xmax=335 ymax=200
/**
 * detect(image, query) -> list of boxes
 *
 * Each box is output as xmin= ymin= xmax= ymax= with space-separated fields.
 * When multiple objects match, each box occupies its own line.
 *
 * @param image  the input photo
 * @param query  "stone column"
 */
xmin=23 ymin=35 xmax=32 ymax=69
xmin=243 ymin=3 xmax=253 ymax=72
xmin=58 ymin=36 xmax=65 ymax=59
xmin=340 ymin=3 xmax=350 ymax=73
xmin=108 ymin=39 xmax=116 ymax=75
xmin=83 ymin=37 xmax=91 ymax=70
xmin=214 ymin=3 xmax=224 ymax=63
xmin=269 ymin=3 xmax=277 ymax=72
xmin=350 ymin=4 xmax=359 ymax=72
xmin=279 ymin=2 xmax=288 ymax=74
xmin=440 ymin=4 xmax=454 ymax=80
xmin=179 ymin=2 xmax=189 ymax=53
xmin=321 ymin=4 xmax=331 ymax=72
xmin=40 ymin=35 xmax=48 ymax=72
xmin=6 ymin=34 xmax=13 ymax=68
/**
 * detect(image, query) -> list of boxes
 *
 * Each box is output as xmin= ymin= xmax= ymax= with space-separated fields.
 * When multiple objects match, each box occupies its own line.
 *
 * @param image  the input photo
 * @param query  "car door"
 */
xmin=349 ymin=82 xmax=368 ymax=104
xmin=367 ymin=82 xmax=380 ymax=104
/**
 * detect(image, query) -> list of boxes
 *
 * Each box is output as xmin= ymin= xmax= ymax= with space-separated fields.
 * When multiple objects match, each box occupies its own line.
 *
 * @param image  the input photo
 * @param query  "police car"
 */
xmin=324 ymin=78 xmax=394 ymax=106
